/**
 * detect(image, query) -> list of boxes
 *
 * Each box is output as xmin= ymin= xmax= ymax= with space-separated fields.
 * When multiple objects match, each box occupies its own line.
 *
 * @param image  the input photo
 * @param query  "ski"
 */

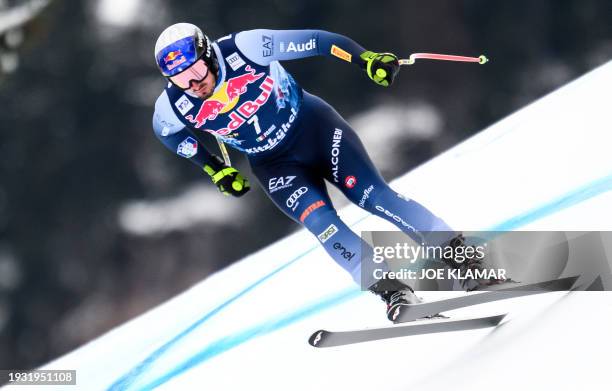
xmin=308 ymin=314 xmax=506 ymax=348
xmin=308 ymin=276 xmax=576 ymax=348
xmin=392 ymin=275 xmax=578 ymax=323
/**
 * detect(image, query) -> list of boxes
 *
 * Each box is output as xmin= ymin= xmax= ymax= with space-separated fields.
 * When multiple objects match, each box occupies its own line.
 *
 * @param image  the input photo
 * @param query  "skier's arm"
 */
xmin=234 ymin=29 xmax=400 ymax=86
xmin=234 ymin=29 xmax=365 ymax=66
xmin=153 ymin=91 xmax=219 ymax=169
xmin=152 ymin=92 xmax=250 ymax=197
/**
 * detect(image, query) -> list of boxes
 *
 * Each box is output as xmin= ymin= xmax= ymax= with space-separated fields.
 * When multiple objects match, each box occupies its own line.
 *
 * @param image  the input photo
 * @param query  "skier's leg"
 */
xmin=309 ymin=102 xmax=513 ymax=291
xmin=249 ymin=161 xmax=383 ymax=286
xmin=308 ymin=93 xmax=455 ymax=245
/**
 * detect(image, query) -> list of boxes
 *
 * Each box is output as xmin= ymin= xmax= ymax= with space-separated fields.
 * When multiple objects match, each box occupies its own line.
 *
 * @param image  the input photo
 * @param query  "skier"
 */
xmin=152 ymin=23 xmax=487 ymax=321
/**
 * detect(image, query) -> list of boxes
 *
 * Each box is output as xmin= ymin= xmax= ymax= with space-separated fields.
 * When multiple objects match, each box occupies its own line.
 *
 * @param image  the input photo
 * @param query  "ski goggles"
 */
xmin=169 ymin=58 xmax=210 ymax=90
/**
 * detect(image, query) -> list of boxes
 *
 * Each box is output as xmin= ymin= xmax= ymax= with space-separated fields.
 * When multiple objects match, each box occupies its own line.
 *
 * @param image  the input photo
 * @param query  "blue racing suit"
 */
xmin=152 ymin=29 xmax=453 ymax=288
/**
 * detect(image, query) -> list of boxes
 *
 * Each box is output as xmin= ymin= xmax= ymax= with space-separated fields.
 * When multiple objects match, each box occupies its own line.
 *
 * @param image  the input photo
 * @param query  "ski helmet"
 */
xmin=154 ymin=23 xmax=215 ymax=78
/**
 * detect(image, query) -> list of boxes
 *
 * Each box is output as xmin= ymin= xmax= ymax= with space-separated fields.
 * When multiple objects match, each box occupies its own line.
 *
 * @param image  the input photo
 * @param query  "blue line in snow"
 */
xmin=489 ymin=172 xmax=612 ymax=231
xmin=108 ymin=246 xmax=316 ymax=390
xmin=112 ymin=171 xmax=612 ymax=390
xmin=137 ymin=288 xmax=361 ymax=391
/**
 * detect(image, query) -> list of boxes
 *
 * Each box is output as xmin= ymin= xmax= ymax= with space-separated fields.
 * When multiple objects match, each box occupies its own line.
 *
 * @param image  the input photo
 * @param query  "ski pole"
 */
xmin=399 ymin=53 xmax=489 ymax=66
xmin=216 ymin=137 xmax=231 ymax=166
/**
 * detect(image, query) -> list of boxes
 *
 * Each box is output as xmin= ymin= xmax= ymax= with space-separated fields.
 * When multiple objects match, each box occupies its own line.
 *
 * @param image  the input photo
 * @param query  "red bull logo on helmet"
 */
xmin=165 ymin=50 xmax=187 ymax=71
xmin=164 ymin=50 xmax=181 ymax=62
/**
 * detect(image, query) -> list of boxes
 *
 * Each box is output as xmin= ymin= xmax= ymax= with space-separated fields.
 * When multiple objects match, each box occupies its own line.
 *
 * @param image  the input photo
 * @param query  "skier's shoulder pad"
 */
xmin=233 ymin=29 xmax=276 ymax=66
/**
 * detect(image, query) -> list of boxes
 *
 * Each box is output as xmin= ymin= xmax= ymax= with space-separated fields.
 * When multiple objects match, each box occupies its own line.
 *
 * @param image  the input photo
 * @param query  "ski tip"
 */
xmin=541 ymin=275 xmax=580 ymax=291
xmin=308 ymin=330 xmax=329 ymax=347
xmin=565 ymin=275 xmax=580 ymax=288
xmin=493 ymin=275 xmax=580 ymax=292
xmin=489 ymin=313 xmax=508 ymax=325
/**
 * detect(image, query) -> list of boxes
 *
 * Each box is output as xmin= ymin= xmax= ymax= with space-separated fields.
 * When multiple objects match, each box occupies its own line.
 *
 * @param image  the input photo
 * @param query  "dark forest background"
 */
xmin=1 ymin=0 xmax=611 ymax=369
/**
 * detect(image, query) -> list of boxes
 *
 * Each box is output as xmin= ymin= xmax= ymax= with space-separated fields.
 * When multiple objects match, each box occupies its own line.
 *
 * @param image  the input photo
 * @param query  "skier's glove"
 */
xmin=360 ymin=51 xmax=400 ymax=87
xmin=203 ymin=155 xmax=250 ymax=197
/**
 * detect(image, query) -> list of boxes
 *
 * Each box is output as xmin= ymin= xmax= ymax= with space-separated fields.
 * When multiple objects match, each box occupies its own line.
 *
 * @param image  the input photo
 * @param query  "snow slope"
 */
xmin=5 ymin=60 xmax=612 ymax=391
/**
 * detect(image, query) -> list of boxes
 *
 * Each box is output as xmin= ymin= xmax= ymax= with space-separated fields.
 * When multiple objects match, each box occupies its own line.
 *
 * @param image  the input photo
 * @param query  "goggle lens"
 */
xmin=169 ymin=59 xmax=209 ymax=89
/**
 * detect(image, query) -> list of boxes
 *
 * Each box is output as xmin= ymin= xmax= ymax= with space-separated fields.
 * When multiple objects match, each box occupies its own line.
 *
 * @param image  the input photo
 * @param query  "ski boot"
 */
xmin=369 ymin=278 xmax=446 ymax=322
xmin=445 ymin=234 xmax=516 ymax=291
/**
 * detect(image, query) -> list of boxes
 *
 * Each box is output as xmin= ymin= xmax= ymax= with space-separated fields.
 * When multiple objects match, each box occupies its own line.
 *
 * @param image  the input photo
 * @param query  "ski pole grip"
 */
xmin=376 ymin=68 xmax=387 ymax=78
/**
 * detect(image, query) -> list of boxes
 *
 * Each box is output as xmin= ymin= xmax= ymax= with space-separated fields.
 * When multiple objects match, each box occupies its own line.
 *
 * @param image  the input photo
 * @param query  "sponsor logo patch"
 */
xmin=158 ymin=119 xmax=178 ymax=137
xmin=300 ymin=200 xmax=325 ymax=222
xmin=280 ymin=39 xmax=316 ymax=53
xmin=177 ymin=137 xmax=198 ymax=158
xmin=331 ymin=45 xmax=352 ymax=62
xmin=331 ymin=128 xmax=343 ymax=182
xmin=164 ymin=50 xmax=186 ymax=70
xmin=344 ymin=176 xmax=357 ymax=189
xmin=359 ymin=185 xmax=375 ymax=208
xmin=268 ymin=175 xmax=296 ymax=193
xmin=317 ymin=224 xmax=338 ymax=243
xmin=185 ymin=65 xmax=268 ymax=129
xmin=286 ymin=186 xmax=308 ymax=211
xmin=374 ymin=205 xmax=425 ymax=243
xmin=246 ymin=107 xmax=298 ymax=154
xmin=333 ymin=242 xmax=355 ymax=261
xmin=225 ymin=52 xmax=246 ymax=71
xmin=175 ymin=95 xmax=194 ymax=115
xmin=262 ymin=35 xmax=273 ymax=57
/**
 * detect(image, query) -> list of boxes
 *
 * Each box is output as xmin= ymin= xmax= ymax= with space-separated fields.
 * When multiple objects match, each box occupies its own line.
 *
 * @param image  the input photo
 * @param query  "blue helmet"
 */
xmin=154 ymin=23 xmax=214 ymax=77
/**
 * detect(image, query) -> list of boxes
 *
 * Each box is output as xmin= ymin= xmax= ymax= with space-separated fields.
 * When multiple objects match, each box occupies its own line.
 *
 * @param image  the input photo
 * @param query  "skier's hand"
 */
xmin=360 ymin=51 xmax=400 ymax=87
xmin=203 ymin=156 xmax=250 ymax=197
